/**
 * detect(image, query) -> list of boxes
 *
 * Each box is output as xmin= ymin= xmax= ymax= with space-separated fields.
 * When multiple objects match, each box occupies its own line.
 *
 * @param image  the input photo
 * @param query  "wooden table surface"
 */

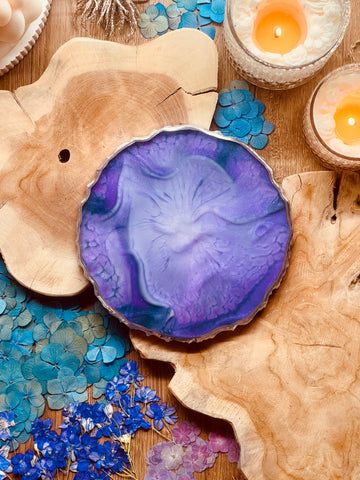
xmin=0 ymin=0 xmax=359 ymax=478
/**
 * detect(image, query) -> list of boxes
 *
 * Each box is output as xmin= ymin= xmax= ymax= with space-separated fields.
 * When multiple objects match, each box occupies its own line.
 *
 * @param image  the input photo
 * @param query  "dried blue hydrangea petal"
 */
xmin=174 ymin=0 xmax=197 ymax=11
xmin=242 ymin=102 xmax=259 ymax=119
xmin=80 ymin=129 xmax=290 ymax=340
xmin=198 ymin=14 xmax=212 ymax=26
xmin=232 ymin=118 xmax=251 ymax=137
xmin=262 ymin=121 xmax=275 ymax=134
xmin=254 ymin=99 xmax=266 ymax=115
xmin=200 ymin=25 xmax=216 ymax=39
xmin=218 ymin=91 xmax=233 ymax=106
xmin=249 ymin=117 xmax=264 ymax=136
xmin=250 ymin=133 xmax=268 ymax=149
xmin=179 ymin=11 xmax=197 ymax=28
xmin=230 ymin=79 xmax=249 ymax=91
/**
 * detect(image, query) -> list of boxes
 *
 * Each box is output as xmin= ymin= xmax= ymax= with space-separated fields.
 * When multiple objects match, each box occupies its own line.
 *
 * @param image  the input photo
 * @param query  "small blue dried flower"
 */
xmin=138 ymin=4 xmax=169 ymax=38
xmin=214 ymin=80 xmax=274 ymax=149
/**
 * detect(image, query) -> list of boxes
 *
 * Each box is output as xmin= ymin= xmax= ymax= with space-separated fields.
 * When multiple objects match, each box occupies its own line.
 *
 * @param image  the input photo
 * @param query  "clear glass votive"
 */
xmin=223 ymin=0 xmax=351 ymax=90
xmin=303 ymin=64 xmax=360 ymax=170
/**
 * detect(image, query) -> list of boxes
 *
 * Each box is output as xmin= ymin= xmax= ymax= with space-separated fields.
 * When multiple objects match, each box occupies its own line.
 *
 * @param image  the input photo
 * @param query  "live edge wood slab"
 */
xmin=132 ymin=170 xmax=360 ymax=480
xmin=0 ymin=29 xmax=218 ymax=296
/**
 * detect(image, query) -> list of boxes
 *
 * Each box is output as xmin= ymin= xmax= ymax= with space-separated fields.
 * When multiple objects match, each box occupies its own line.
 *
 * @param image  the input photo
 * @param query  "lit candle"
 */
xmin=333 ymin=90 xmax=360 ymax=145
xmin=304 ymin=65 xmax=360 ymax=169
xmin=253 ymin=0 xmax=307 ymax=56
xmin=223 ymin=0 xmax=350 ymax=89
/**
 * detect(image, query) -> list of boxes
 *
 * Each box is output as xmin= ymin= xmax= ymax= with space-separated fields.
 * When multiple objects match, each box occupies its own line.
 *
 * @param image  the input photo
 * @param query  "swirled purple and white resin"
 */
xmin=79 ymin=128 xmax=291 ymax=341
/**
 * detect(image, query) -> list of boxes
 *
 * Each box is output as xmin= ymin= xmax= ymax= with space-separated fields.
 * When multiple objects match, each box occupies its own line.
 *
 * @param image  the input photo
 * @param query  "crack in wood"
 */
xmin=349 ymin=273 xmax=360 ymax=288
xmin=157 ymin=86 xmax=216 ymax=107
xmin=331 ymin=172 xmax=342 ymax=223
xmin=11 ymin=91 xmax=34 ymax=125
xmin=293 ymin=342 xmax=342 ymax=348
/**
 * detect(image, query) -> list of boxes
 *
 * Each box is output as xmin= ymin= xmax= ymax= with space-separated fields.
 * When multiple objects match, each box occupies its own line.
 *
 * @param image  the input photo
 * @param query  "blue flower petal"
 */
xmin=155 ymin=2 xmax=167 ymax=15
xmin=198 ymin=14 xmax=212 ymax=26
xmin=250 ymin=133 xmax=268 ymax=149
xmin=214 ymin=106 xmax=231 ymax=128
xmin=238 ymin=134 xmax=251 ymax=144
xmin=218 ymin=91 xmax=233 ymax=107
xmin=234 ymin=100 xmax=251 ymax=116
xmin=179 ymin=11 xmax=197 ymax=28
xmin=222 ymin=105 xmax=237 ymax=121
xmin=230 ymin=79 xmax=249 ymax=91
xmin=197 ymin=3 xmax=211 ymax=17
xmin=262 ymin=121 xmax=274 ymax=134
xmin=200 ymin=25 xmax=216 ymax=40
xmin=250 ymin=117 xmax=264 ymax=136
xmin=176 ymin=0 xmax=197 ymax=11
xmin=0 ymin=300 xmax=6 ymax=315
xmin=211 ymin=0 xmax=225 ymax=14
xmin=209 ymin=11 xmax=224 ymax=23
xmin=242 ymin=102 xmax=259 ymax=119
xmin=231 ymin=118 xmax=251 ymax=137
xmin=253 ymin=99 xmax=265 ymax=115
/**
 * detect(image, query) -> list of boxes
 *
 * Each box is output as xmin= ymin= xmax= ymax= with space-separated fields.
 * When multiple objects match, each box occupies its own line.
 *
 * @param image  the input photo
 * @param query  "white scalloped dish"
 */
xmin=0 ymin=0 xmax=52 ymax=76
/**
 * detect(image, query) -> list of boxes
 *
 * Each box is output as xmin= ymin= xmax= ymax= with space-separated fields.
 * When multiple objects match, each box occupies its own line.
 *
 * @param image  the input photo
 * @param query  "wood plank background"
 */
xmin=0 ymin=0 xmax=359 ymax=478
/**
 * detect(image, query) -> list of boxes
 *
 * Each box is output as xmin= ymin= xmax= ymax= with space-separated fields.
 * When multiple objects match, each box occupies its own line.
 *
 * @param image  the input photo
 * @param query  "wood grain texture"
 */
xmin=132 ymin=170 xmax=360 ymax=480
xmin=0 ymin=1 xmax=359 ymax=479
xmin=0 ymin=30 xmax=218 ymax=296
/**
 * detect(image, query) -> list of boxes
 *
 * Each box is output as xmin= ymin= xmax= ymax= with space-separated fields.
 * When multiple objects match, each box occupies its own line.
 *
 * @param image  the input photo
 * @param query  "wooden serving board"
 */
xmin=0 ymin=29 xmax=218 ymax=296
xmin=132 ymin=170 xmax=360 ymax=480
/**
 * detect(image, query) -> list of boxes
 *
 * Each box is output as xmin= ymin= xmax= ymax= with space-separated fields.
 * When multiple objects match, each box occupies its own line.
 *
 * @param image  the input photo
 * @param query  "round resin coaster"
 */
xmin=0 ymin=0 xmax=52 ymax=76
xmin=79 ymin=127 xmax=292 ymax=342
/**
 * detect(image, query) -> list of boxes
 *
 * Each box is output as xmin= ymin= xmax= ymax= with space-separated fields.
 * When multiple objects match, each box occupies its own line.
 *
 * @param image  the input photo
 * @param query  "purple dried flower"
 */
xmin=144 ymin=466 xmax=176 ymax=480
xmin=182 ymin=437 xmax=217 ymax=473
xmin=172 ymin=422 xmax=200 ymax=446
xmin=146 ymin=442 xmax=168 ymax=467
xmin=176 ymin=469 xmax=195 ymax=480
xmin=226 ymin=439 xmax=240 ymax=463
xmin=160 ymin=443 xmax=184 ymax=470
xmin=208 ymin=431 xmax=234 ymax=453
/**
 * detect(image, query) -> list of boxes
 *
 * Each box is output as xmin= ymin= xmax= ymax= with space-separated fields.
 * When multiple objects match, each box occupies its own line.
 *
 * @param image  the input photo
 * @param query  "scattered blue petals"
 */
xmin=174 ymin=0 xmax=197 ymax=12
xmin=0 ymin=258 xmax=131 ymax=447
xmin=214 ymin=80 xmax=274 ymax=150
xmin=138 ymin=0 xmax=221 ymax=39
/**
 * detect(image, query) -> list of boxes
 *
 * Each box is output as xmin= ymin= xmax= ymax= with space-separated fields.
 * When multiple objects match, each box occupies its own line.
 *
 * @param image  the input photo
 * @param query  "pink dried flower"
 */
xmin=144 ymin=467 xmax=176 ymax=480
xmin=161 ymin=443 xmax=184 ymax=470
xmin=172 ymin=421 xmax=201 ymax=446
xmin=226 ymin=439 xmax=240 ymax=463
xmin=209 ymin=432 xmax=233 ymax=453
xmin=146 ymin=441 xmax=168 ymax=466
xmin=176 ymin=469 xmax=195 ymax=480
xmin=182 ymin=437 xmax=218 ymax=472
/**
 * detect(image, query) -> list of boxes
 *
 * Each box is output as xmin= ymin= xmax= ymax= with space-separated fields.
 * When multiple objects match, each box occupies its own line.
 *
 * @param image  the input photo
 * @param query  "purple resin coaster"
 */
xmin=79 ymin=127 xmax=291 ymax=342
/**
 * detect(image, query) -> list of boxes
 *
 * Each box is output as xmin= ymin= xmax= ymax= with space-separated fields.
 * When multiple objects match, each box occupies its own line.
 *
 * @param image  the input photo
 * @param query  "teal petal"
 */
xmin=0 ymin=299 xmax=6 ymax=314
xmin=100 ymin=345 xmax=117 ymax=364
xmin=230 ymin=79 xmax=249 ymax=91
xmin=250 ymin=133 xmax=268 ymax=149
xmin=17 ymin=309 xmax=32 ymax=327
xmin=179 ymin=11 xmax=197 ymax=29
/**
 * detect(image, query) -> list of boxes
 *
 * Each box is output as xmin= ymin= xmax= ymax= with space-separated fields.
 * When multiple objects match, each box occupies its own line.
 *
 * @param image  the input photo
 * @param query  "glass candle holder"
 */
xmin=303 ymin=64 xmax=360 ymax=170
xmin=223 ymin=0 xmax=351 ymax=90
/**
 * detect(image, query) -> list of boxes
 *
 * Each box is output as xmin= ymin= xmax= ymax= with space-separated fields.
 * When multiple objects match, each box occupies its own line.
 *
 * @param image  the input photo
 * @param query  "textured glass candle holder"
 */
xmin=223 ymin=0 xmax=351 ymax=90
xmin=303 ymin=64 xmax=360 ymax=170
